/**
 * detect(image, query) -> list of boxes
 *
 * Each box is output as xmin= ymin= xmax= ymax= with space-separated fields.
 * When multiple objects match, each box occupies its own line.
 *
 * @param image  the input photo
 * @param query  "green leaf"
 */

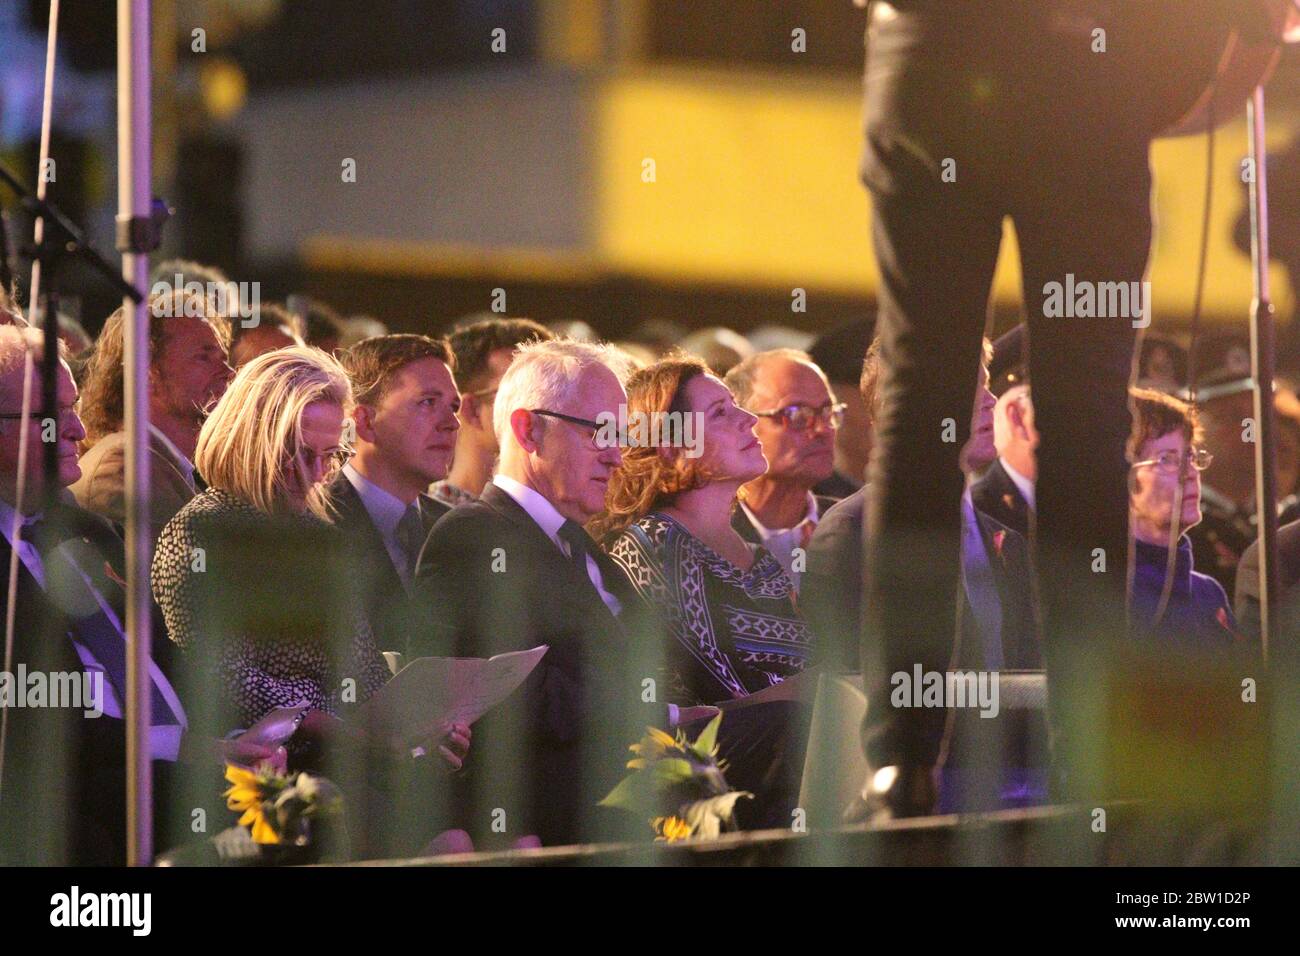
xmin=651 ymin=757 xmax=695 ymax=788
xmin=690 ymin=712 xmax=723 ymax=759
xmin=598 ymin=773 xmax=642 ymax=810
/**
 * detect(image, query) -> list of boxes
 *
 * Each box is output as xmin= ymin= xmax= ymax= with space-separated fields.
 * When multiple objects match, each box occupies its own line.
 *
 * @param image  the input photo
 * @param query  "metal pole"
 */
xmin=117 ymin=0 xmax=153 ymax=867
xmin=1248 ymin=85 xmax=1279 ymax=662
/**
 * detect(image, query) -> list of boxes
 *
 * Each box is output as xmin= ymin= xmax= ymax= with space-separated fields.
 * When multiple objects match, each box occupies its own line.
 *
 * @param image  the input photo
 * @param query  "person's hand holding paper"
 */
xmin=355 ymin=645 xmax=548 ymax=757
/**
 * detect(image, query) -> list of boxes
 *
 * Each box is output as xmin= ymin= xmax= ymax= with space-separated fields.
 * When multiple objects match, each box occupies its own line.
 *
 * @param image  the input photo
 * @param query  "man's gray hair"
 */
xmin=723 ymin=348 xmax=826 ymax=409
xmin=493 ymin=338 xmax=630 ymax=445
xmin=0 ymin=325 xmax=50 ymax=407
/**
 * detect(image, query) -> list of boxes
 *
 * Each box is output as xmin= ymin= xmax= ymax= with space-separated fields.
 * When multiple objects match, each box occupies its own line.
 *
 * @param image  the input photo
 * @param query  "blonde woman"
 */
xmin=151 ymin=347 xmax=470 ymax=776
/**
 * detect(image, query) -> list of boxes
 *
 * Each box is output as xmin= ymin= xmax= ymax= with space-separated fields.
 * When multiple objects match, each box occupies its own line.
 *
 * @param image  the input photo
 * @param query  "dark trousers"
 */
xmin=858 ymin=3 xmax=1154 ymax=795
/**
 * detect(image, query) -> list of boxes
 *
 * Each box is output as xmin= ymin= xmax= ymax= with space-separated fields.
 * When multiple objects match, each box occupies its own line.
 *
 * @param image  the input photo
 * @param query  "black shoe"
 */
xmin=844 ymin=765 xmax=938 ymax=824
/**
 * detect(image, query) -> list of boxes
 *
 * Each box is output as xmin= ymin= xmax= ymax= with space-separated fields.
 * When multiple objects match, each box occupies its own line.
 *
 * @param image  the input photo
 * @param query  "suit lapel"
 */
xmin=479 ymin=484 xmax=626 ymax=628
xmin=730 ymin=504 xmax=760 ymax=544
xmin=327 ymin=473 xmax=407 ymax=596
xmin=147 ymin=433 xmax=196 ymax=496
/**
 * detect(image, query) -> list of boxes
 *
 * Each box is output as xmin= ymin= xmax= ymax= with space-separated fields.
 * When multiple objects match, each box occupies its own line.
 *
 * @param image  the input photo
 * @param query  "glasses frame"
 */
xmin=293 ymin=441 xmax=356 ymax=475
xmin=0 ymin=406 xmax=77 ymax=421
xmin=529 ymin=408 xmax=609 ymax=449
xmin=1131 ymin=447 xmax=1214 ymax=473
xmin=751 ymin=401 xmax=847 ymax=432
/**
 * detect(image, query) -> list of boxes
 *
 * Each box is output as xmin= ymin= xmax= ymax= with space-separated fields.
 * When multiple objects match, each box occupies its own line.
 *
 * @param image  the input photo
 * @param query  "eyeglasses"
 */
xmin=530 ymin=409 xmax=610 ymax=450
xmin=295 ymin=442 xmax=356 ymax=473
xmin=1131 ymin=447 xmax=1213 ymax=473
xmin=0 ymin=406 xmax=79 ymax=422
xmin=752 ymin=402 xmax=846 ymax=432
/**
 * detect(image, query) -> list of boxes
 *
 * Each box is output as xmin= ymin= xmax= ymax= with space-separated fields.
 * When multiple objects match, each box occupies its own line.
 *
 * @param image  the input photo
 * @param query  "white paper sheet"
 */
xmin=354 ymin=645 xmax=549 ymax=740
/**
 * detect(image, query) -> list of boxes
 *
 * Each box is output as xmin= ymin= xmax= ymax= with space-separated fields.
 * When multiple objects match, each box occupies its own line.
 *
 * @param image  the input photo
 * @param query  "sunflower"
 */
xmin=652 ymin=815 xmax=693 ymax=842
xmin=223 ymin=764 xmax=281 ymax=845
xmin=627 ymin=725 xmax=682 ymax=769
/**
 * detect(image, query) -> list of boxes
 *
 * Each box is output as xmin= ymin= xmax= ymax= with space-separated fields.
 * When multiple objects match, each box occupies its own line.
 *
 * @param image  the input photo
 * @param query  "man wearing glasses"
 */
xmin=723 ymin=350 xmax=844 ymax=591
xmin=414 ymin=339 xmax=675 ymax=848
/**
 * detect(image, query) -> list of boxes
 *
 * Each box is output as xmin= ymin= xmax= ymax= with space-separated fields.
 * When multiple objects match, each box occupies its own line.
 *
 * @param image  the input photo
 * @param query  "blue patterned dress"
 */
xmin=605 ymin=512 xmax=813 ymax=706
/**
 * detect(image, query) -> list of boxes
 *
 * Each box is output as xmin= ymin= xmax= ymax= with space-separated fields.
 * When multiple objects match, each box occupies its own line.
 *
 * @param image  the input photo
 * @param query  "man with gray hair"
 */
xmin=0 ymin=326 xmax=189 ymax=863
xmin=414 ymin=339 xmax=665 ymax=847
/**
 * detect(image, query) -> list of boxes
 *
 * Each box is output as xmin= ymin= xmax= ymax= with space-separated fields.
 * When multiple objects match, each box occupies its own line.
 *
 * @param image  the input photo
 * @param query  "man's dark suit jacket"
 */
xmin=969 ymin=458 xmax=1031 ymax=538
xmin=731 ymin=494 xmax=838 ymax=546
xmin=0 ymin=499 xmax=180 ymax=865
xmin=802 ymin=484 xmax=1046 ymax=796
xmin=413 ymin=482 xmax=662 ymax=846
xmin=1235 ymin=518 xmax=1300 ymax=646
xmin=802 ymin=485 xmax=1040 ymax=673
xmin=326 ymin=473 xmax=444 ymax=656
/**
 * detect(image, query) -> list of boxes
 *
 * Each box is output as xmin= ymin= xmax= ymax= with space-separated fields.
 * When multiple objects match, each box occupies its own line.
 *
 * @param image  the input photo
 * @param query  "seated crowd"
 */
xmin=0 ymin=267 xmax=1270 ymax=863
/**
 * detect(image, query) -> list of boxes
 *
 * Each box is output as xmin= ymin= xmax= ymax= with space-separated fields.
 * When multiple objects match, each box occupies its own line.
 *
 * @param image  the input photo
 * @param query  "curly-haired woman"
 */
xmin=592 ymin=355 xmax=814 ymax=707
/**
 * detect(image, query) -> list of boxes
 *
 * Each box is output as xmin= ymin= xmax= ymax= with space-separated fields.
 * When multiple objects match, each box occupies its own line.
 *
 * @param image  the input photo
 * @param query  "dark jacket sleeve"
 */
xmin=410 ymin=508 xmax=489 ymax=660
xmin=1234 ymin=540 xmax=1262 ymax=643
xmin=802 ymin=492 xmax=865 ymax=671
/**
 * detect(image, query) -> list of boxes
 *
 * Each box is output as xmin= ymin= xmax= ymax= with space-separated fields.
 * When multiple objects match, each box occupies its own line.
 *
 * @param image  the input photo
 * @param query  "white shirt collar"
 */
xmin=343 ymin=463 xmax=410 ymax=540
xmin=999 ymin=456 xmax=1036 ymax=512
xmin=738 ymin=490 xmax=820 ymax=538
xmin=491 ymin=473 xmax=568 ymax=547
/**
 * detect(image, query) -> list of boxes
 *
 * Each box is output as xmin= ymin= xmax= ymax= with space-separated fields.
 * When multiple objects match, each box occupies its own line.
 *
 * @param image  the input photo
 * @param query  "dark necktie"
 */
xmin=22 ymin=518 xmax=180 ymax=725
xmin=395 ymin=501 xmax=425 ymax=578
xmin=557 ymin=519 xmax=596 ymax=584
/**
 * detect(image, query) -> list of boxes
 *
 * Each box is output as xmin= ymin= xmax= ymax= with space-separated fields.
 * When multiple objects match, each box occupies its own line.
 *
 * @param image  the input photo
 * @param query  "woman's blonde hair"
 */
xmin=195 ymin=345 xmax=352 ymax=518
xmin=588 ymin=354 xmax=712 ymax=544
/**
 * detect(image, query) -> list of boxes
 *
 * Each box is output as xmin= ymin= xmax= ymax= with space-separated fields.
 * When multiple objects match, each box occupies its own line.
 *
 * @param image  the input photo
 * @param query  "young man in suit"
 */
xmin=0 ymin=326 xmax=266 ymax=864
xmin=72 ymin=289 xmax=232 ymax=541
xmin=415 ymin=339 xmax=680 ymax=847
xmin=331 ymin=334 xmax=461 ymax=656
xmin=723 ymin=350 xmax=843 ymax=592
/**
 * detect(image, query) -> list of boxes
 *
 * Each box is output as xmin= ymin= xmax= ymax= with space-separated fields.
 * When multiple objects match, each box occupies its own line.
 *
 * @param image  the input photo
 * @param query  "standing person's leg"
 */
xmin=857 ymin=12 xmax=1006 ymax=803
xmin=1014 ymin=129 xmax=1152 ymax=803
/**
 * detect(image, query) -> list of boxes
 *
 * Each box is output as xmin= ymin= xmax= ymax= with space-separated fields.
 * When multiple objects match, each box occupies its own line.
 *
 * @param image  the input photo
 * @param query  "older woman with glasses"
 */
xmin=1128 ymin=387 xmax=1238 ymax=649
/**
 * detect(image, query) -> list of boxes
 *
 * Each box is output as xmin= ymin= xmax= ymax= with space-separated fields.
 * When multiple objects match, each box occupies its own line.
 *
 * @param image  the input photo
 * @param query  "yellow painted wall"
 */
xmin=594 ymin=67 xmax=1296 ymax=323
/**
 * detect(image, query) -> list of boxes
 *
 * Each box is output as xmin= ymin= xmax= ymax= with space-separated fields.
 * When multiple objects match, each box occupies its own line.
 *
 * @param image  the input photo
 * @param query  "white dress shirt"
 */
xmin=491 ymin=474 xmax=622 ymax=617
xmin=0 ymin=498 xmax=187 ymax=760
xmin=737 ymin=491 xmax=820 ymax=590
xmin=999 ymin=456 xmax=1036 ymax=513
xmin=343 ymin=464 xmax=415 ymax=587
